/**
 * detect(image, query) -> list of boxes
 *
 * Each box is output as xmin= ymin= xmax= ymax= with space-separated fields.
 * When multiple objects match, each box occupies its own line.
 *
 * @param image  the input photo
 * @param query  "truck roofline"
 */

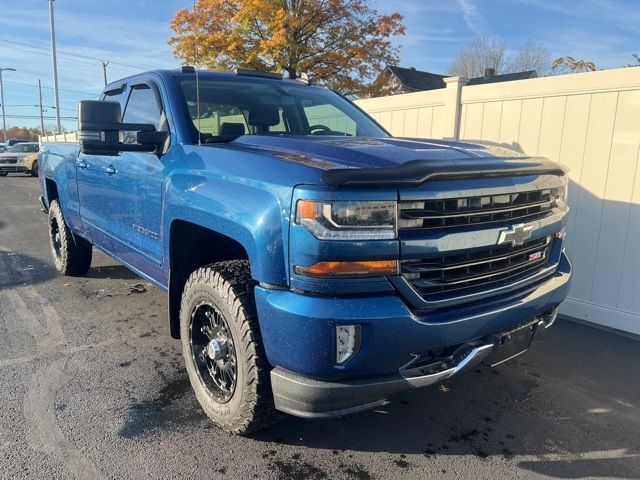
xmin=102 ymin=68 xmax=319 ymax=96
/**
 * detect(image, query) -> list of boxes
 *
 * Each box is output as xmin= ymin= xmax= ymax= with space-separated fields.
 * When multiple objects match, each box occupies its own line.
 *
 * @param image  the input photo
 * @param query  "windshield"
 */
xmin=8 ymin=143 xmax=38 ymax=153
xmin=179 ymin=77 xmax=388 ymax=143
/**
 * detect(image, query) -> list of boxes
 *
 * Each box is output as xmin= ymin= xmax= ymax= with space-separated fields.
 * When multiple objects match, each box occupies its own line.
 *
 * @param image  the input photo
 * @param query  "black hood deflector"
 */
xmin=320 ymin=157 xmax=567 ymax=188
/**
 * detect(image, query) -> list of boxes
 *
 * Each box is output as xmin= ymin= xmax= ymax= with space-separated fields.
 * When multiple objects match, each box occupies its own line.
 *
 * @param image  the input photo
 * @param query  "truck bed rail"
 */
xmin=39 ymin=132 xmax=78 ymax=143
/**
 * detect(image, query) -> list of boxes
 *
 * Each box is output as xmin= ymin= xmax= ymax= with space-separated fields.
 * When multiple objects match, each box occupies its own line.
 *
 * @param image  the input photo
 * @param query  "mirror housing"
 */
xmin=77 ymin=100 xmax=167 ymax=156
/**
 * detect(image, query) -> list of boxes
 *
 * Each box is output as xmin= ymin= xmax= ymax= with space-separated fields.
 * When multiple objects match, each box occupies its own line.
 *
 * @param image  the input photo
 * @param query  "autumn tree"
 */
xmin=0 ymin=126 xmax=54 ymax=143
xmin=551 ymin=56 xmax=596 ymax=74
xmin=169 ymin=0 xmax=405 ymax=97
xmin=448 ymin=36 xmax=550 ymax=78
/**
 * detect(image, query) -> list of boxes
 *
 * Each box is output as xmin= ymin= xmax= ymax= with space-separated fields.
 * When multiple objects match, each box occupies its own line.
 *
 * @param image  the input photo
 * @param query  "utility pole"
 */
xmin=0 ymin=67 xmax=16 ymax=145
xmin=101 ymin=61 xmax=109 ymax=86
xmin=38 ymin=79 xmax=45 ymax=135
xmin=48 ymin=0 xmax=61 ymax=133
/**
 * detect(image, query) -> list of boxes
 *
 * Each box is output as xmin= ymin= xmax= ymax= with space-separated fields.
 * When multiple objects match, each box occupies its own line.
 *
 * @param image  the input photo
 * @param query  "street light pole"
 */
xmin=0 ymin=67 xmax=16 ymax=145
xmin=38 ymin=79 xmax=45 ymax=135
xmin=48 ymin=0 xmax=61 ymax=133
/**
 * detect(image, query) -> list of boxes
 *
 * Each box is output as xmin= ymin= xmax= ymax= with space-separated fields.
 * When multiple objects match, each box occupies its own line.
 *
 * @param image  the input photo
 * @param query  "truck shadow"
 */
xmin=251 ymin=320 xmax=640 ymax=478
xmin=85 ymin=264 xmax=142 ymax=281
xmin=0 ymin=250 xmax=57 ymax=290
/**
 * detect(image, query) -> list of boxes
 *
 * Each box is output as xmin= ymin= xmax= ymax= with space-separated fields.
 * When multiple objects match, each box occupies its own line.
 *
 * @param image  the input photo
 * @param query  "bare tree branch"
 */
xmin=449 ymin=36 xmax=551 ymax=77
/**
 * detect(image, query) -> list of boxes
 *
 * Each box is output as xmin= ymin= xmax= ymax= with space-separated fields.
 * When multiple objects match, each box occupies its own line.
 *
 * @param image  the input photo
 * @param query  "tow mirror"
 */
xmin=77 ymin=100 xmax=168 ymax=156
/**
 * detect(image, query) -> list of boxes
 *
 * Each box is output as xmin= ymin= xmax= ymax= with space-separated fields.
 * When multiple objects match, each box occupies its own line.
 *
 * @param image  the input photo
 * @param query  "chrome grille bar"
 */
xmin=399 ymin=189 xmax=559 ymax=230
xmin=403 ymin=237 xmax=549 ymax=273
xmin=401 ymin=198 xmax=555 ymax=220
xmin=401 ymin=236 xmax=552 ymax=302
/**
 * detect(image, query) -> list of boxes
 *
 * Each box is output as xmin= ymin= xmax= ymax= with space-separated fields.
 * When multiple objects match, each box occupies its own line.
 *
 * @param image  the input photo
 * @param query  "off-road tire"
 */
xmin=48 ymin=200 xmax=92 ymax=276
xmin=180 ymin=260 xmax=281 ymax=434
xmin=30 ymin=160 xmax=38 ymax=177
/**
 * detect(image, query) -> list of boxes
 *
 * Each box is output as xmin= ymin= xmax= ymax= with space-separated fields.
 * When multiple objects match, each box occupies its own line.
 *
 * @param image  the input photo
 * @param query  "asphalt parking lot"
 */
xmin=1 ymin=174 xmax=639 ymax=480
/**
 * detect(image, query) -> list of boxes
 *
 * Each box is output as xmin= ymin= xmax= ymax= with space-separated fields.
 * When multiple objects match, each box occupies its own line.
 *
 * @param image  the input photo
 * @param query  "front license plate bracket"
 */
xmin=486 ymin=320 xmax=542 ymax=367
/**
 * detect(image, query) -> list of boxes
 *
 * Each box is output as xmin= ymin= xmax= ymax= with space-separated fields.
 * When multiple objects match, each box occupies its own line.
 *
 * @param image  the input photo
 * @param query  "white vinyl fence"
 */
xmin=357 ymin=68 xmax=640 ymax=335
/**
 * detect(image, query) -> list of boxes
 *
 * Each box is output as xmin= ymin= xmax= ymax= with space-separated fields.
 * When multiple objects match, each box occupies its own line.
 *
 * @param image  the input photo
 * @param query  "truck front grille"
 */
xmin=0 ymin=157 xmax=18 ymax=164
xmin=401 ymin=236 xmax=553 ymax=303
xmin=399 ymin=189 xmax=558 ymax=230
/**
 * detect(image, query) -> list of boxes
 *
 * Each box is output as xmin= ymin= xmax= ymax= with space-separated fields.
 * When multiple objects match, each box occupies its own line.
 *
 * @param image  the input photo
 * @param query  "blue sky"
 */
xmin=0 ymin=0 xmax=638 ymax=130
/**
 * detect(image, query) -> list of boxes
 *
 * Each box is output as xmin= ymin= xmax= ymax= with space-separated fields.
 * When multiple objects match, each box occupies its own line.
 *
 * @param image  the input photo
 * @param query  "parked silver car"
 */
xmin=0 ymin=142 xmax=40 ymax=176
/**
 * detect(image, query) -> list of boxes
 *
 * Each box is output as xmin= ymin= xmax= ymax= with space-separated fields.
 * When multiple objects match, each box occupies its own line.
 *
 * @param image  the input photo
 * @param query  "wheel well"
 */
xmin=168 ymin=220 xmax=250 ymax=339
xmin=45 ymin=178 xmax=59 ymax=203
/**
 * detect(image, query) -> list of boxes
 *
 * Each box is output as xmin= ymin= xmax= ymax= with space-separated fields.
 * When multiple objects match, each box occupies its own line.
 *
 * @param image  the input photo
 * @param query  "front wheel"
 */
xmin=30 ymin=160 xmax=38 ymax=177
xmin=48 ymin=200 xmax=92 ymax=276
xmin=180 ymin=260 xmax=280 ymax=434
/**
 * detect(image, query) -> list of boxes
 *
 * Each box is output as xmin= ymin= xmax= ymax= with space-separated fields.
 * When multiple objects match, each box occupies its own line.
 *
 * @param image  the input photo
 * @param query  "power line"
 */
xmin=0 ymin=38 xmax=148 ymax=71
xmin=2 ymin=104 xmax=76 ymax=112
xmin=3 ymin=79 xmax=97 ymax=96
xmin=0 ymin=41 xmax=142 ymax=77
xmin=3 ymin=114 xmax=76 ymax=120
xmin=1 ymin=42 xmax=101 ymax=67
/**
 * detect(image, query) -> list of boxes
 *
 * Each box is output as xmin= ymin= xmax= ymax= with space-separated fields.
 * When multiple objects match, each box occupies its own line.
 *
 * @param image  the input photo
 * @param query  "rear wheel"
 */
xmin=180 ymin=260 xmax=281 ymax=434
xmin=48 ymin=200 xmax=92 ymax=276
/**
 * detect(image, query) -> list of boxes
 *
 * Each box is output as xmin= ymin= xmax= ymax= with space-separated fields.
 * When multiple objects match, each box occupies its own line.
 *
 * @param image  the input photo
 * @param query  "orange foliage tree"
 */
xmin=169 ymin=0 xmax=405 ymax=96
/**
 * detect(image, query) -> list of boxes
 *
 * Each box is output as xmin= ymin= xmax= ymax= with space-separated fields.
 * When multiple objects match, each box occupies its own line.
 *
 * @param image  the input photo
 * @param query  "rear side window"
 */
xmin=123 ymin=85 xmax=162 ymax=130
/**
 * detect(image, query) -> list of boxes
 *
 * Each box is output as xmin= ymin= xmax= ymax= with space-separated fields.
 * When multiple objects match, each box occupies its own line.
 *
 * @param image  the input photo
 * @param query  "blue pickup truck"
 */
xmin=39 ymin=67 xmax=571 ymax=434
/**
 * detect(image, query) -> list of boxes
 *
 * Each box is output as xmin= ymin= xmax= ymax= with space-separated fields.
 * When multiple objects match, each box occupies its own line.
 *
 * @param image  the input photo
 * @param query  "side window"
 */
xmin=27 ymin=144 xmax=39 ymax=153
xmin=122 ymin=85 xmax=162 ymax=130
xmin=303 ymin=101 xmax=357 ymax=136
xmin=267 ymin=108 xmax=288 ymax=133
xmin=194 ymin=104 xmax=249 ymax=137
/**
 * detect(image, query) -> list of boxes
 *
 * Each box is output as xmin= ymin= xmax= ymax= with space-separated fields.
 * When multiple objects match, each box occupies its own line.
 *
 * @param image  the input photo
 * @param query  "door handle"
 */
xmin=76 ymin=159 xmax=88 ymax=169
xmin=103 ymin=165 xmax=116 ymax=175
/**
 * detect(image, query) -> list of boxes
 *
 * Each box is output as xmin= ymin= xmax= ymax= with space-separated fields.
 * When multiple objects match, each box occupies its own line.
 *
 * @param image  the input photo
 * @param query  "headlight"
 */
xmin=543 ymin=185 xmax=568 ymax=211
xmin=295 ymin=199 xmax=397 ymax=240
xmin=556 ymin=183 xmax=568 ymax=210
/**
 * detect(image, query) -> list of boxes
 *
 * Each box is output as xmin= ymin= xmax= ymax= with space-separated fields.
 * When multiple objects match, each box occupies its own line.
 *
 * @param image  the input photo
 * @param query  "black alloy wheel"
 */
xmin=189 ymin=302 xmax=237 ymax=403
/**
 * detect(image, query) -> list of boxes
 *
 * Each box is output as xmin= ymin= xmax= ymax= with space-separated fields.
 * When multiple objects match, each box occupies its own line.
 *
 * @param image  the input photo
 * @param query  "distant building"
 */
xmin=372 ymin=65 xmax=538 ymax=97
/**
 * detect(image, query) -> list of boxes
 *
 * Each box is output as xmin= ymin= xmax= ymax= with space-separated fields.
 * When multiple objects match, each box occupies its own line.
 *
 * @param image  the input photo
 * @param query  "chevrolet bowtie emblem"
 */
xmin=498 ymin=223 xmax=533 ymax=247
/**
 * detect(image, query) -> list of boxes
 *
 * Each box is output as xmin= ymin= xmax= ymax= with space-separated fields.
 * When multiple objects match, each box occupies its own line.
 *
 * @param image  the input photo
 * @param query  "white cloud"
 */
xmin=458 ymin=0 xmax=490 ymax=36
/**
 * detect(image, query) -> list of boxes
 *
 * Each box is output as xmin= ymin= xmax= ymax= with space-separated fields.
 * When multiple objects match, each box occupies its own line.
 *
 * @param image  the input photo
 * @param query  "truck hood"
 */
xmin=223 ymin=135 xmax=566 ymax=187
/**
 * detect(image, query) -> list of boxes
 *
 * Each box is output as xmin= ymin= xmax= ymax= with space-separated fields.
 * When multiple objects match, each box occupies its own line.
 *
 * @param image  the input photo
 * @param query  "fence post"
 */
xmin=442 ymin=76 xmax=467 ymax=140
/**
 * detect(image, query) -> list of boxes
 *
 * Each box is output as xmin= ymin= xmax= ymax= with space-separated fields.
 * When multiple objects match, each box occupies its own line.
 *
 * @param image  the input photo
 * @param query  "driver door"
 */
xmin=102 ymin=81 xmax=167 ymax=279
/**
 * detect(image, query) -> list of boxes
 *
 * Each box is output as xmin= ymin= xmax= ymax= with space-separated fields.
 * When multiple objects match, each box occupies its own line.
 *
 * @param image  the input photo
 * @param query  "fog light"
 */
xmin=335 ymin=324 xmax=361 ymax=364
